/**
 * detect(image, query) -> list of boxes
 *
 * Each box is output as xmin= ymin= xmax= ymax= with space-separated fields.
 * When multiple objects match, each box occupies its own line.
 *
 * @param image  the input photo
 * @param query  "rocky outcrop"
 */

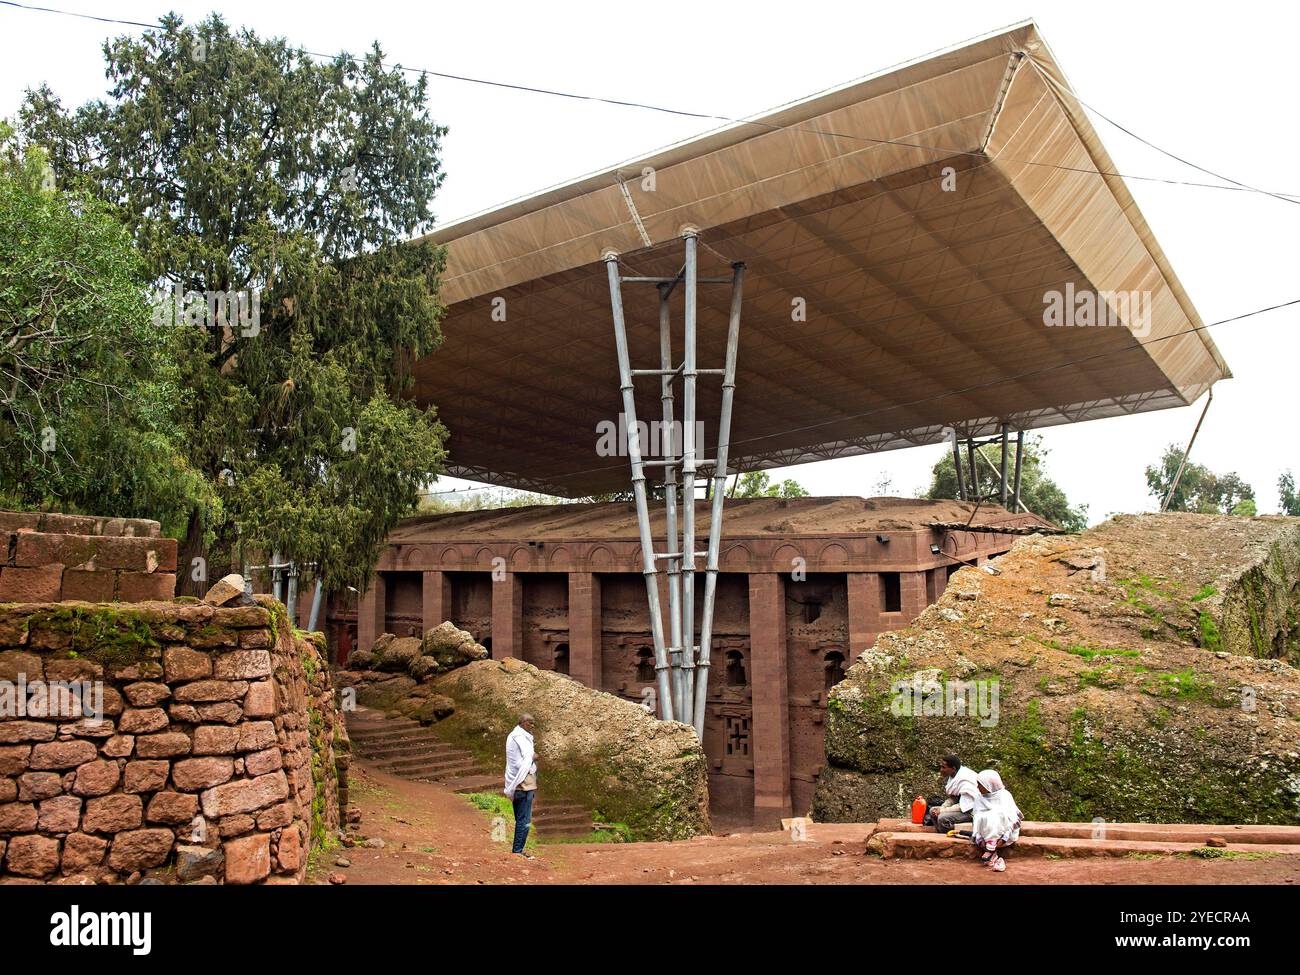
xmin=813 ymin=513 xmax=1300 ymax=826
xmin=335 ymin=621 xmax=487 ymax=724
xmin=430 ymin=658 xmax=710 ymax=841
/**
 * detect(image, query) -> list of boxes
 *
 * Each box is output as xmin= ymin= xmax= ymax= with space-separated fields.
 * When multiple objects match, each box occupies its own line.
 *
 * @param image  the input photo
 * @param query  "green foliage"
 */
xmin=0 ymin=122 xmax=216 ymax=534
xmin=19 ymin=14 xmax=449 ymax=591
xmin=729 ymin=471 xmax=809 ymax=498
xmin=1145 ymin=444 xmax=1255 ymax=514
xmin=923 ymin=434 xmax=1087 ymax=530
xmin=1279 ymin=471 xmax=1300 ymax=516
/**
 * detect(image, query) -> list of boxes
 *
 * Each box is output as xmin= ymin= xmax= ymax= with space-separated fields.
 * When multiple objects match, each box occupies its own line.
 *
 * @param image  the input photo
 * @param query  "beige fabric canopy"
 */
xmin=411 ymin=21 xmax=1229 ymax=497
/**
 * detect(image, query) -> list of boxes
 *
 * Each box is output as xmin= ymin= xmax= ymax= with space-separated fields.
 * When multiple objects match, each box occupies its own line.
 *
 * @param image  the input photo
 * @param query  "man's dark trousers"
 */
xmin=512 ymin=788 xmax=536 ymax=853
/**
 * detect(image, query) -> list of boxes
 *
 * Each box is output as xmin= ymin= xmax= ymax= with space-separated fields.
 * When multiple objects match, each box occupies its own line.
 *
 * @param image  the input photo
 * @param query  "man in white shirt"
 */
xmin=503 ymin=714 xmax=538 ymax=858
xmin=927 ymin=753 xmax=979 ymax=833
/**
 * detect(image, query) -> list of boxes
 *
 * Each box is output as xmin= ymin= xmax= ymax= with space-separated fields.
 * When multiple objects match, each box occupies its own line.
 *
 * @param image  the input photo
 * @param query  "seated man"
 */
xmin=926 ymin=754 xmax=978 ymax=833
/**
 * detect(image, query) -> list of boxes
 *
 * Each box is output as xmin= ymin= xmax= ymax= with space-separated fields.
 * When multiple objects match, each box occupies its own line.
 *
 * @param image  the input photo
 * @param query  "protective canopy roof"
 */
xmin=411 ymin=21 xmax=1229 ymax=497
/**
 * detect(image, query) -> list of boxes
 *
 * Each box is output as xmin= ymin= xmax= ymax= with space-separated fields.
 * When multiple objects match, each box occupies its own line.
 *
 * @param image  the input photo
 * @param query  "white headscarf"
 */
xmin=945 ymin=765 xmax=980 ymax=813
xmin=972 ymin=769 xmax=1022 ymax=848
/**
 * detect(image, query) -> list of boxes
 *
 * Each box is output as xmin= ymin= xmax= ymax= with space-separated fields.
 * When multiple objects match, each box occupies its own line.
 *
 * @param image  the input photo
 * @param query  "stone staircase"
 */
xmin=346 ymin=709 xmax=594 ymax=839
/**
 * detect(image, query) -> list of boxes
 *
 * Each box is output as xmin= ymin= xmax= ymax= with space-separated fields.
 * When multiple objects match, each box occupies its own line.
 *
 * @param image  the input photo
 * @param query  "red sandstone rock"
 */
xmin=119 ymin=707 xmax=169 ymax=734
xmin=242 ymin=682 xmax=274 ymax=718
xmin=17 ymin=771 xmax=62 ymax=801
xmin=0 ymin=779 xmax=15 ymax=802
xmin=171 ymin=757 xmax=233 ymax=791
xmin=83 ymin=794 xmax=144 ymax=834
xmin=203 ymin=573 xmax=251 ymax=607
xmin=4 ymin=833 xmax=61 ymax=878
xmin=173 ymin=679 xmax=247 ymax=703
xmin=196 ymin=701 xmax=243 ymax=724
xmin=0 ymin=565 xmax=63 ymax=602
xmin=108 ymin=828 xmax=174 ymax=872
xmin=118 ymin=571 xmax=176 ymax=602
xmin=38 ymin=795 xmax=82 ymax=833
xmin=215 ymin=649 xmax=272 ymax=680
xmin=219 ymin=814 xmax=256 ymax=837
xmin=200 ymin=770 xmax=289 ymax=818
xmin=44 ymin=657 xmax=103 ymax=681
xmin=29 ymin=739 xmax=97 ymax=770
xmin=192 ymin=725 xmax=240 ymax=755
xmin=101 ymin=735 xmax=134 ymax=758
xmin=122 ymin=760 xmax=170 ymax=794
xmin=0 ymin=721 xmax=57 ymax=744
xmin=328 ymin=871 xmax=347 ymax=884
xmin=163 ymin=647 xmax=212 ymax=682
xmin=255 ymin=801 xmax=293 ymax=830
xmin=239 ymin=629 xmax=272 ymax=649
xmin=0 ymin=802 xmax=38 ymax=832
xmin=244 ymin=748 xmax=283 ymax=776
xmin=145 ymin=791 xmax=199 ymax=824
xmin=61 ymin=832 xmax=108 ymax=873
xmin=134 ymin=732 xmax=191 ymax=758
xmin=0 ymin=745 xmax=31 ymax=776
xmin=275 ymin=826 xmax=302 ymax=872
xmin=237 ymin=721 xmax=276 ymax=752
xmin=72 ymin=759 xmax=122 ymax=797
xmin=60 ymin=569 xmax=116 ymax=602
xmin=223 ymin=833 xmax=271 ymax=884
xmin=123 ymin=682 xmax=171 ymax=707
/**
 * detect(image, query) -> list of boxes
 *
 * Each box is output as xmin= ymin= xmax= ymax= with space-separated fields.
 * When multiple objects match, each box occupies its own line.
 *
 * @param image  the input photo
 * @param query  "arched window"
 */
xmin=635 ymin=647 xmax=655 ymax=683
xmin=553 ymin=642 xmax=570 ymax=675
xmin=823 ymin=650 xmax=846 ymax=691
xmin=725 ymin=649 xmax=747 ymax=686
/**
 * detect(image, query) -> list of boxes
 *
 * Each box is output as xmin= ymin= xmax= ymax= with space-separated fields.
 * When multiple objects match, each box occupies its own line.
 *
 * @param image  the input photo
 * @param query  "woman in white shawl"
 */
xmin=971 ymin=769 xmax=1022 ymax=872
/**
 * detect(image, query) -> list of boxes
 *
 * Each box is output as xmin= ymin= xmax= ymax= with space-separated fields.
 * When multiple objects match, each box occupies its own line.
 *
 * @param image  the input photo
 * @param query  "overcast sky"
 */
xmin=3 ymin=0 xmax=1296 ymax=522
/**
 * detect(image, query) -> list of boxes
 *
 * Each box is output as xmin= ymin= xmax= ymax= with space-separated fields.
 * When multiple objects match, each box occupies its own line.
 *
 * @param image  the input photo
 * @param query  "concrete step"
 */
xmin=375 ymin=754 xmax=480 ymax=774
xmin=348 ymin=728 xmax=441 ymax=746
xmin=406 ymin=762 xmax=486 ymax=782
xmin=446 ymin=774 xmax=504 ymax=794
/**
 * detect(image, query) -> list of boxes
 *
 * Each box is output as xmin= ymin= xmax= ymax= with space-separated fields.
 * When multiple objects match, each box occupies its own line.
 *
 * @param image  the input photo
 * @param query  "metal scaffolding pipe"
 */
xmin=605 ymin=254 xmax=675 ymax=721
xmin=966 ymin=439 xmax=979 ymax=500
xmin=951 ymin=429 xmax=967 ymax=501
xmin=678 ymin=231 xmax=699 ymax=727
xmin=658 ymin=283 xmax=684 ymax=723
xmin=1011 ymin=430 xmax=1025 ymax=510
xmin=999 ymin=423 xmax=1010 ymax=508
xmin=307 ymin=577 xmax=324 ymax=632
xmin=693 ymin=262 xmax=745 ymax=736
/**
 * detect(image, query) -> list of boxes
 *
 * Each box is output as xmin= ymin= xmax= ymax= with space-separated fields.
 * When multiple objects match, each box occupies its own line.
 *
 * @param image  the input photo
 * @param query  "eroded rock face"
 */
xmin=813 ymin=513 xmax=1300 ymax=826
xmin=338 ymin=621 xmax=488 ymax=716
xmin=432 ymin=659 xmax=711 ymax=841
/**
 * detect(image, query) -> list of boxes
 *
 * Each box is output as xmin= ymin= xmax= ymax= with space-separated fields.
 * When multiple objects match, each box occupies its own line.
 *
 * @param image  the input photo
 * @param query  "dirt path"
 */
xmin=308 ymin=760 xmax=1300 ymax=885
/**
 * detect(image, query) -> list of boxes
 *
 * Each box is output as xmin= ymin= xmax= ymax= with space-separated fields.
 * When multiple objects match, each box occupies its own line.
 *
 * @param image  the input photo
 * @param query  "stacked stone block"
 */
xmin=0 ymin=596 xmax=344 ymax=883
xmin=0 ymin=511 xmax=177 ymax=603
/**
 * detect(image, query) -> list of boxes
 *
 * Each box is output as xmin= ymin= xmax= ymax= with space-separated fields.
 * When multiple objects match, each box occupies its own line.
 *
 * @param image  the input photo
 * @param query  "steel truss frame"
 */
xmin=604 ymin=231 xmax=745 ymax=737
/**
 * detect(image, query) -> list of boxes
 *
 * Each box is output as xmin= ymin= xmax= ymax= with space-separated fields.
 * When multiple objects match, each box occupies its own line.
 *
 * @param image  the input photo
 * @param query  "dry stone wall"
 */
xmin=0 ymin=595 xmax=345 ymax=883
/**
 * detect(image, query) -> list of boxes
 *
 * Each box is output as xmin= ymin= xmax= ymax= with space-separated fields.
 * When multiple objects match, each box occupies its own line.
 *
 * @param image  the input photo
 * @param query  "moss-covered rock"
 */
xmin=431 ymin=659 xmax=710 ymax=841
xmin=813 ymin=514 xmax=1300 ymax=826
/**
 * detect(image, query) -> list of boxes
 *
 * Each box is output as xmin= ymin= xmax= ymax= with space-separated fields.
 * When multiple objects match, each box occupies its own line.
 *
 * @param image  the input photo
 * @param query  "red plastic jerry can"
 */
xmin=911 ymin=795 xmax=928 ymax=825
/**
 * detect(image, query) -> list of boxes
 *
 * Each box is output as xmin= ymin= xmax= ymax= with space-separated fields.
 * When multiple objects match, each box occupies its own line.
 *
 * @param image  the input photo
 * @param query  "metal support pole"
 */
xmin=272 ymin=548 xmax=283 ymax=602
xmin=307 ymin=577 xmax=324 ymax=632
xmin=286 ymin=561 xmax=299 ymax=623
xmin=951 ymin=430 xmax=967 ymax=501
xmin=605 ymin=254 xmax=675 ymax=721
xmin=1011 ymin=430 xmax=1025 ymax=511
xmin=999 ymin=423 xmax=1010 ymax=508
xmin=966 ymin=439 xmax=978 ymax=501
xmin=678 ymin=231 xmax=699 ymax=728
xmin=1162 ymin=389 xmax=1214 ymax=512
xmin=658 ymin=283 xmax=684 ymax=722
xmin=693 ymin=262 xmax=745 ymax=736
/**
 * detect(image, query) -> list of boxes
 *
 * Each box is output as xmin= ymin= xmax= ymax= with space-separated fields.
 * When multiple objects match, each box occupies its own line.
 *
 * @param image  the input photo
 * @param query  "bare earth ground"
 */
xmin=310 ymin=761 xmax=1300 ymax=886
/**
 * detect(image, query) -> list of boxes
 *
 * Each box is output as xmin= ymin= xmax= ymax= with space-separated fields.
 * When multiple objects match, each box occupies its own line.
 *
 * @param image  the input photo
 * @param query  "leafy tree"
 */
xmin=0 ymin=122 xmax=215 ymax=533
xmin=1144 ymin=445 xmax=1254 ymax=515
xmin=924 ymin=434 xmax=1088 ymax=531
xmin=730 ymin=471 xmax=810 ymax=498
xmin=20 ymin=14 xmax=449 ymax=592
xmin=1279 ymin=471 xmax=1300 ymax=516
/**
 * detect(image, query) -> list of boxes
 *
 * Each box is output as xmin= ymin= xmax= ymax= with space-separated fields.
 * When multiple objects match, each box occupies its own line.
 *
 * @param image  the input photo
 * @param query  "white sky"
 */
xmin=3 ymin=0 xmax=1297 ymax=521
